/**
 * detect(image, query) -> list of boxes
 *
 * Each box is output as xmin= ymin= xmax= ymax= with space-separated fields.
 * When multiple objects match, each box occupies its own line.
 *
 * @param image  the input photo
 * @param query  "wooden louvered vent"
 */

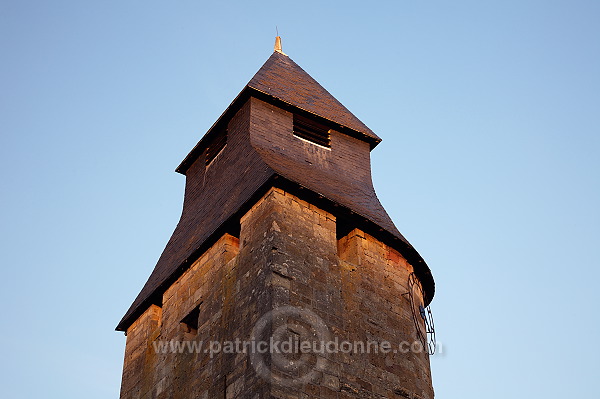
xmin=293 ymin=115 xmax=331 ymax=148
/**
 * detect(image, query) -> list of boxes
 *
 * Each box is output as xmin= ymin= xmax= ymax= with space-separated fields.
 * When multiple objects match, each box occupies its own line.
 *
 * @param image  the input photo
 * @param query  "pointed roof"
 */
xmin=248 ymin=51 xmax=380 ymax=142
xmin=177 ymin=51 xmax=380 ymax=174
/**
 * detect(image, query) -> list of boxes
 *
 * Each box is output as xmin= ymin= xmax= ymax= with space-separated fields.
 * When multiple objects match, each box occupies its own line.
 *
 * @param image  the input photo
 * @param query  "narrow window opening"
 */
xmin=206 ymin=128 xmax=227 ymax=167
xmin=293 ymin=115 xmax=331 ymax=148
xmin=181 ymin=305 xmax=200 ymax=336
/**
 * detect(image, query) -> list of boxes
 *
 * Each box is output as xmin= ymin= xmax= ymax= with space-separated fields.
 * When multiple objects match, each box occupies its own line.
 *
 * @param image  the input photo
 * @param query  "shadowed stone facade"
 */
xmin=120 ymin=188 xmax=433 ymax=398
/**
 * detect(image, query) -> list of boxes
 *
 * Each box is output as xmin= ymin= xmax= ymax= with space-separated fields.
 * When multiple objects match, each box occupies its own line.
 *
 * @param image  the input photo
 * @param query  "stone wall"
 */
xmin=119 ymin=188 xmax=433 ymax=399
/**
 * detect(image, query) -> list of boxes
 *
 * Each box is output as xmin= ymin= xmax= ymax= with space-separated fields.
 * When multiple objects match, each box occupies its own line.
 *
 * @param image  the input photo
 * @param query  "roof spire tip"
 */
xmin=274 ymin=35 xmax=287 ymax=56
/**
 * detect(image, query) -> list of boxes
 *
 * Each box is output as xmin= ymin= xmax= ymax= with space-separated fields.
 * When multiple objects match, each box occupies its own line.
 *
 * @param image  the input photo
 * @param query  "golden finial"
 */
xmin=274 ymin=27 xmax=287 ymax=55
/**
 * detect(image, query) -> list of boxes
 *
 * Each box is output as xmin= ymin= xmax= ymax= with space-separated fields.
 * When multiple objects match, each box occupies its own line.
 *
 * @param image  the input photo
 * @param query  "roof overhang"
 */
xmin=116 ymin=175 xmax=434 ymax=332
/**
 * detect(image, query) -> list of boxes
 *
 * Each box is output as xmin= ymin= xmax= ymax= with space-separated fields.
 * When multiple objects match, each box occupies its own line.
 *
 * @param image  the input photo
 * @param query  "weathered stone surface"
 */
xmin=119 ymin=188 xmax=433 ymax=398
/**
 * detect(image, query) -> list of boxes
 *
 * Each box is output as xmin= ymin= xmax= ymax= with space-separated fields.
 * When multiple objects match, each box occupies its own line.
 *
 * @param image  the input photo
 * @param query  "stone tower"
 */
xmin=117 ymin=40 xmax=435 ymax=399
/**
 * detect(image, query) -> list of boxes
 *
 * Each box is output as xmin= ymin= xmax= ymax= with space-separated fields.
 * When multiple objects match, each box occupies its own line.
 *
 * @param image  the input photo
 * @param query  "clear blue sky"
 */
xmin=1 ymin=1 xmax=599 ymax=397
